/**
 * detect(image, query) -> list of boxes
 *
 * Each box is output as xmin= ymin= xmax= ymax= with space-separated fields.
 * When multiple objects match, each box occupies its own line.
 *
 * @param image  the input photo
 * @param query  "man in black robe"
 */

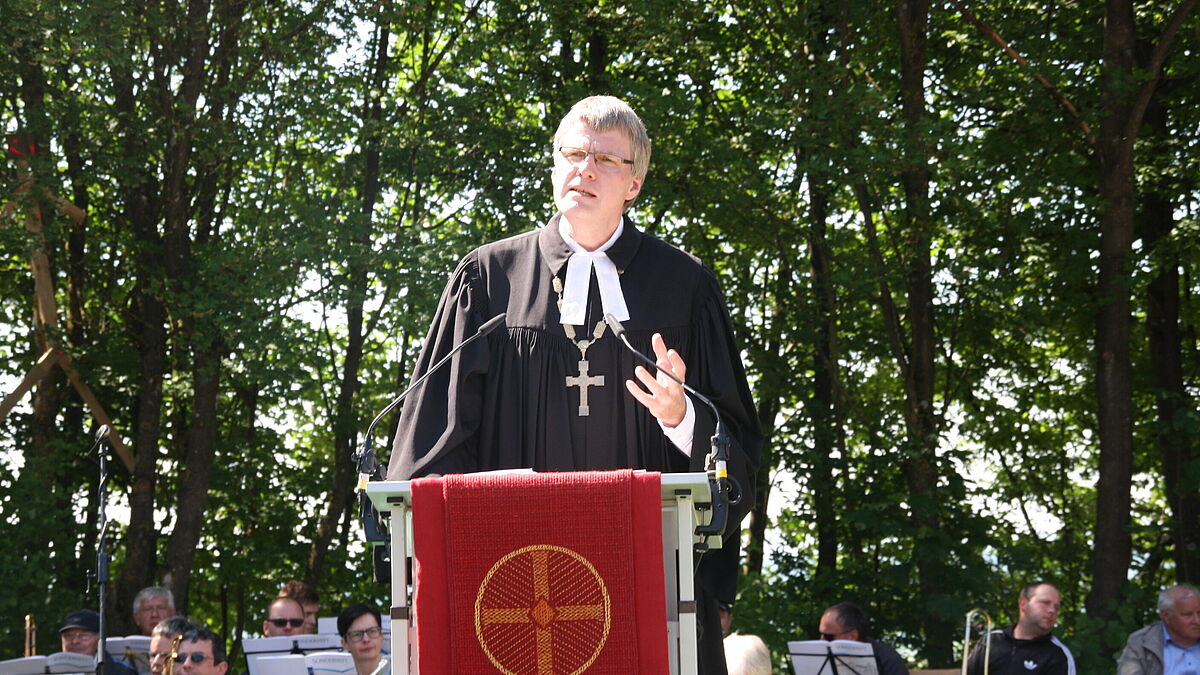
xmin=386 ymin=95 xmax=762 ymax=674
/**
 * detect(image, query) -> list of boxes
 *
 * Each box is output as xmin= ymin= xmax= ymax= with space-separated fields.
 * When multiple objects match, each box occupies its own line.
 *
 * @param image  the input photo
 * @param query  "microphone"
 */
xmin=604 ymin=313 xmax=741 ymax=537
xmin=95 ymin=425 xmax=111 ymax=442
xmin=356 ymin=312 xmax=507 ymax=487
xmin=355 ymin=313 xmax=507 ymax=549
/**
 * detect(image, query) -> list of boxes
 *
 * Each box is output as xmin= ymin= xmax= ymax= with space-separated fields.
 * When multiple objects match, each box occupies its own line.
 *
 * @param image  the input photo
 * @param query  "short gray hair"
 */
xmin=724 ymin=633 xmax=772 ymax=675
xmin=553 ymin=96 xmax=652 ymax=209
xmin=1158 ymin=584 xmax=1200 ymax=613
xmin=151 ymin=616 xmax=195 ymax=638
xmin=134 ymin=586 xmax=174 ymax=614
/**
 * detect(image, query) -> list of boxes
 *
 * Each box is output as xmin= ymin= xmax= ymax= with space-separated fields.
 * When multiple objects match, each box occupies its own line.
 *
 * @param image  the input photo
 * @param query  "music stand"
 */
xmin=788 ymin=639 xmax=879 ymax=675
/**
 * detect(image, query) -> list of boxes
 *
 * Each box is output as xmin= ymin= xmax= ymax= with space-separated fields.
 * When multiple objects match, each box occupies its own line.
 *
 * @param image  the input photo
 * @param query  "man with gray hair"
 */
xmin=1117 ymin=584 xmax=1200 ymax=675
xmin=386 ymin=95 xmax=762 ymax=674
xmin=132 ymin=586 xmax=176 ymax=636
xmin=149 ymin=616 xmax=196 ymax=675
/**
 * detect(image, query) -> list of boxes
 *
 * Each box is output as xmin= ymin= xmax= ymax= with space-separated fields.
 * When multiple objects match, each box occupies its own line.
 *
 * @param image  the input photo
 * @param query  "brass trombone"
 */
xmin=961 ymin=608 xmax=992 ymax=675
xmin=24 ymin=614 xmax=36 ymax=657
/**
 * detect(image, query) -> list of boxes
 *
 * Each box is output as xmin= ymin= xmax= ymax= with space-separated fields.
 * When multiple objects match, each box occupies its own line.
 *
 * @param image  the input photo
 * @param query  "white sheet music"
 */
xmin=788 ymin=639 xmax=879 ymax=675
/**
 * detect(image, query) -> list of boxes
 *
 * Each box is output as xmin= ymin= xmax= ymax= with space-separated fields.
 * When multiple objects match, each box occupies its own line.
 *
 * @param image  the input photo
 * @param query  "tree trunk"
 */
xmin=164 ymin=339 xmax=224 ymax=614
xmin=111 ymin=43 xmax=168 ymax=632
xmin=896 ymin=0 xmax=952 ymax=664
xmin=1142 ymin=97 xmax=1199 ymax=584
xmin=1086 ymin=0 xmax=1138 ymax=637
xmin=806 ymin=176 xmax=841 ymax=591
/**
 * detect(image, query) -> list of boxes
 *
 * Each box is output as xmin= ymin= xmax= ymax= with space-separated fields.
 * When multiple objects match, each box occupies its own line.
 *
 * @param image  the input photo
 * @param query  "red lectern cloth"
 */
xmin=410 ymin=469 xmax=668 ymax=674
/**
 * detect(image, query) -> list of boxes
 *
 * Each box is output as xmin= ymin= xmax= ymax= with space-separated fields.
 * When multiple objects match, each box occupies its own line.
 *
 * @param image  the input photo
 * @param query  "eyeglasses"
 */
xmin=344 ymin=626 xmax=381 ymax=643
xmin=173 ymin=653 xmax=213 ymax=664
xmin=267 ymin=618 xmax=305 ymax=628
xmin=556 ymin=146 xmax=633 ymax=173
xmin=820 ymin=630 xmax=851 ymax=641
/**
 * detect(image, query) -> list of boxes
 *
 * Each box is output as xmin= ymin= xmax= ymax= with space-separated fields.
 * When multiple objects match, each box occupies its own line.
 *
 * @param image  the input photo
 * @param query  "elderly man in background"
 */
xmin=1118 ymin=584 xmax=1200 ymax=675
xmin=59 ymin=610 xmax=101 ymax=656
xmin=723 ymin=633 xmax=772 ymax=675
xmin=58 ymin=609 xmax=138 ymax=675
xmin=132 ymin=587 xmax=176 ymax=637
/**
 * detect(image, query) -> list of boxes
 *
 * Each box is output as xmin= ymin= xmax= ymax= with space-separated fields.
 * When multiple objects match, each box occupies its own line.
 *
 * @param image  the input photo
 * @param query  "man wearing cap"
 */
xmin=58 ymin=610 xmax=139 ymax=675
xmin=60 ymin=610 xmax=101 ymax=656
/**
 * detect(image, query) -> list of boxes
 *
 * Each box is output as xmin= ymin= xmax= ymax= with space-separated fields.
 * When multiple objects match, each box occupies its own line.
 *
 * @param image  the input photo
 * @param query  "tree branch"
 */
xmin=949 ymin=0 xmax=1097 ymax=151
xmin=1124 ymin=0 xmax=1199 ymax=142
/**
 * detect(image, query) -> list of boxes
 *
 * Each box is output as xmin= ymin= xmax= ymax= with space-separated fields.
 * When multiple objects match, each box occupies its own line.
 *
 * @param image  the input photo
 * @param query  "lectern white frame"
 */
xmin=365 ymin=471 xmax=720 ymax=675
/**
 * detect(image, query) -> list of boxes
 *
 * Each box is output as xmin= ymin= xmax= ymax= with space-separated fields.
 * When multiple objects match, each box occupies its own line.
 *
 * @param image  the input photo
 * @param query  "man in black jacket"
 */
xmin=967 ymin=582 xmax=1076 ymax=675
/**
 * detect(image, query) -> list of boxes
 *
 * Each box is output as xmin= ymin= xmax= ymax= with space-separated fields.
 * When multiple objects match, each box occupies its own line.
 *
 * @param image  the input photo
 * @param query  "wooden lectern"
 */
xmin=365 ymin=471 xmax=721 ymax=675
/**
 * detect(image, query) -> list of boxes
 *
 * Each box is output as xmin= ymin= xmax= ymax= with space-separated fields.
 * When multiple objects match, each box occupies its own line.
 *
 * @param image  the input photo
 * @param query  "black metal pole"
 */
xmin=95 ymin=425 xmax=112 ymax=675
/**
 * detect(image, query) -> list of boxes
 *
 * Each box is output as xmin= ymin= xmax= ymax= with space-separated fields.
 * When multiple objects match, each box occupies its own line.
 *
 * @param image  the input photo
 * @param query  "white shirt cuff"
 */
xmin=660 ymin=396 xmax=696 ymax=457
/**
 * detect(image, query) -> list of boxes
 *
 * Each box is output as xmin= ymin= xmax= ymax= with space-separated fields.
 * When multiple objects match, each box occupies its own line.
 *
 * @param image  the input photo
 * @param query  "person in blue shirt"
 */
xmin=1118 ymin=584 xmax=1200 ymax=675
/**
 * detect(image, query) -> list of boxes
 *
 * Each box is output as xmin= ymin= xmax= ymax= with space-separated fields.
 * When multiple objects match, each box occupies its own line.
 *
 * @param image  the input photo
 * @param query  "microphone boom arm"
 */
xmin=603 ymin=313 xmax=741 ymax=538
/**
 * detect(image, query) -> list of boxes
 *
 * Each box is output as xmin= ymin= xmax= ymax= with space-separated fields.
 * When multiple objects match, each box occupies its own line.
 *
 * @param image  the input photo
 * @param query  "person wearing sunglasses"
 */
xmin=338 ymin=603 xmax=387 ymax=675
xmin=170 ymin=627 xmax=227 ymax=675
xmin=818 ymin=602 xmax=909 ymax=675
xmin=262 ymin=597 xmax=306 ymax=637
xmin=150 ymin=616 xmax=197 ymax=675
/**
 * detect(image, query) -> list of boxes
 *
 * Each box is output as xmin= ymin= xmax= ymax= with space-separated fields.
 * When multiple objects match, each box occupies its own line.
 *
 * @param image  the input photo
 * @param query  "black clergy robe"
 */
xmin=387 ymin=214 xmax=763 ymax=674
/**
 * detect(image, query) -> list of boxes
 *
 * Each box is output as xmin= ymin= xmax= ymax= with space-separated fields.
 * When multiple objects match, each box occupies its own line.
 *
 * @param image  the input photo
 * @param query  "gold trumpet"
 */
xmin=961 ymin=608 xmax=992 ymax=675
xmin=24 ymin=614 xmax=36 ymax=657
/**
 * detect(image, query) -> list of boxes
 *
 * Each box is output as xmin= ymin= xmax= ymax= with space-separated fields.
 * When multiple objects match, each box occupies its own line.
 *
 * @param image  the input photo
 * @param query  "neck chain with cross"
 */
xmin=553 ymin=275 xmax=606 ymax=416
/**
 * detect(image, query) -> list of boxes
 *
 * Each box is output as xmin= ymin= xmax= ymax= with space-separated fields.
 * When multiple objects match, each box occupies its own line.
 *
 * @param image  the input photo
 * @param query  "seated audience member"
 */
xmin=150 ymin=616 xmax=196 ymax=675
xmin=338 ymin=604 xmax=387 ymax=675
xmin=724 ymin=633 xmax=772 ymax=675
xmin=819 ymin=602 xmax=909 ymax=675
xmin=966 ymin=582 xmax=1074 ymax=675
xmin=171 ymin=627 xmax=228 ymax=675
xmin=58 ymin=610 xmax=138 ymax=675
xmin=1117 ymin=584 xmax=1200 ymax=675
xmin=262 ymin=597 xmax=306 ymax=637
xmin=133 ymin=587 xmax=176 ymax=637
xmin=60 ymin=610 xmax=101 ymax=656
xmin=278 ymin=581 xmax=320 ymax=634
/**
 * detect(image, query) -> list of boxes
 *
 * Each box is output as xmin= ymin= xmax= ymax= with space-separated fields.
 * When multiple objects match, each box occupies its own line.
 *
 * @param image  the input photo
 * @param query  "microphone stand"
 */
xmin=603 ymin=314 xmax=741 ymax=539
xmin=94 ymin=426 xmax=112 ymax=675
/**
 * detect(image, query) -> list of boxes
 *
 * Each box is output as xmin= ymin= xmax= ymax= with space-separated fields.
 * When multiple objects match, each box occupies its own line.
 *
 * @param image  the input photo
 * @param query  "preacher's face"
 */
xmin=149 ymin=632 xmax=180 ymax=675
xmin=61 ymin=628 xmax=99 ymax=656
xmin=551 ymin=121 xmax=642 ymax=238
xmin=263 ymin=598 xmax=305 ymax=636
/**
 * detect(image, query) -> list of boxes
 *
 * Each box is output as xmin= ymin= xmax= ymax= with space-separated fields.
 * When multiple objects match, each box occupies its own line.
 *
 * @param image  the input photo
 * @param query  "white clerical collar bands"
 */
xmin=557 ymin=217 xmax=631 ymax=326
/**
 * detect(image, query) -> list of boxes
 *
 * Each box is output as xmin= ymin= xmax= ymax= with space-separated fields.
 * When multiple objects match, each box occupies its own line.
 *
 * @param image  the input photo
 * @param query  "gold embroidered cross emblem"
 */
xmin=475 ymin=544 xmax=612 ymax=675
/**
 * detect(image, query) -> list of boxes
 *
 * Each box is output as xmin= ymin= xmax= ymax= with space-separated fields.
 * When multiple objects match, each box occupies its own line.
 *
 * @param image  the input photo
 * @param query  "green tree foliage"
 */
xmin=1 ymin=0 xmax=1198 ymax=672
